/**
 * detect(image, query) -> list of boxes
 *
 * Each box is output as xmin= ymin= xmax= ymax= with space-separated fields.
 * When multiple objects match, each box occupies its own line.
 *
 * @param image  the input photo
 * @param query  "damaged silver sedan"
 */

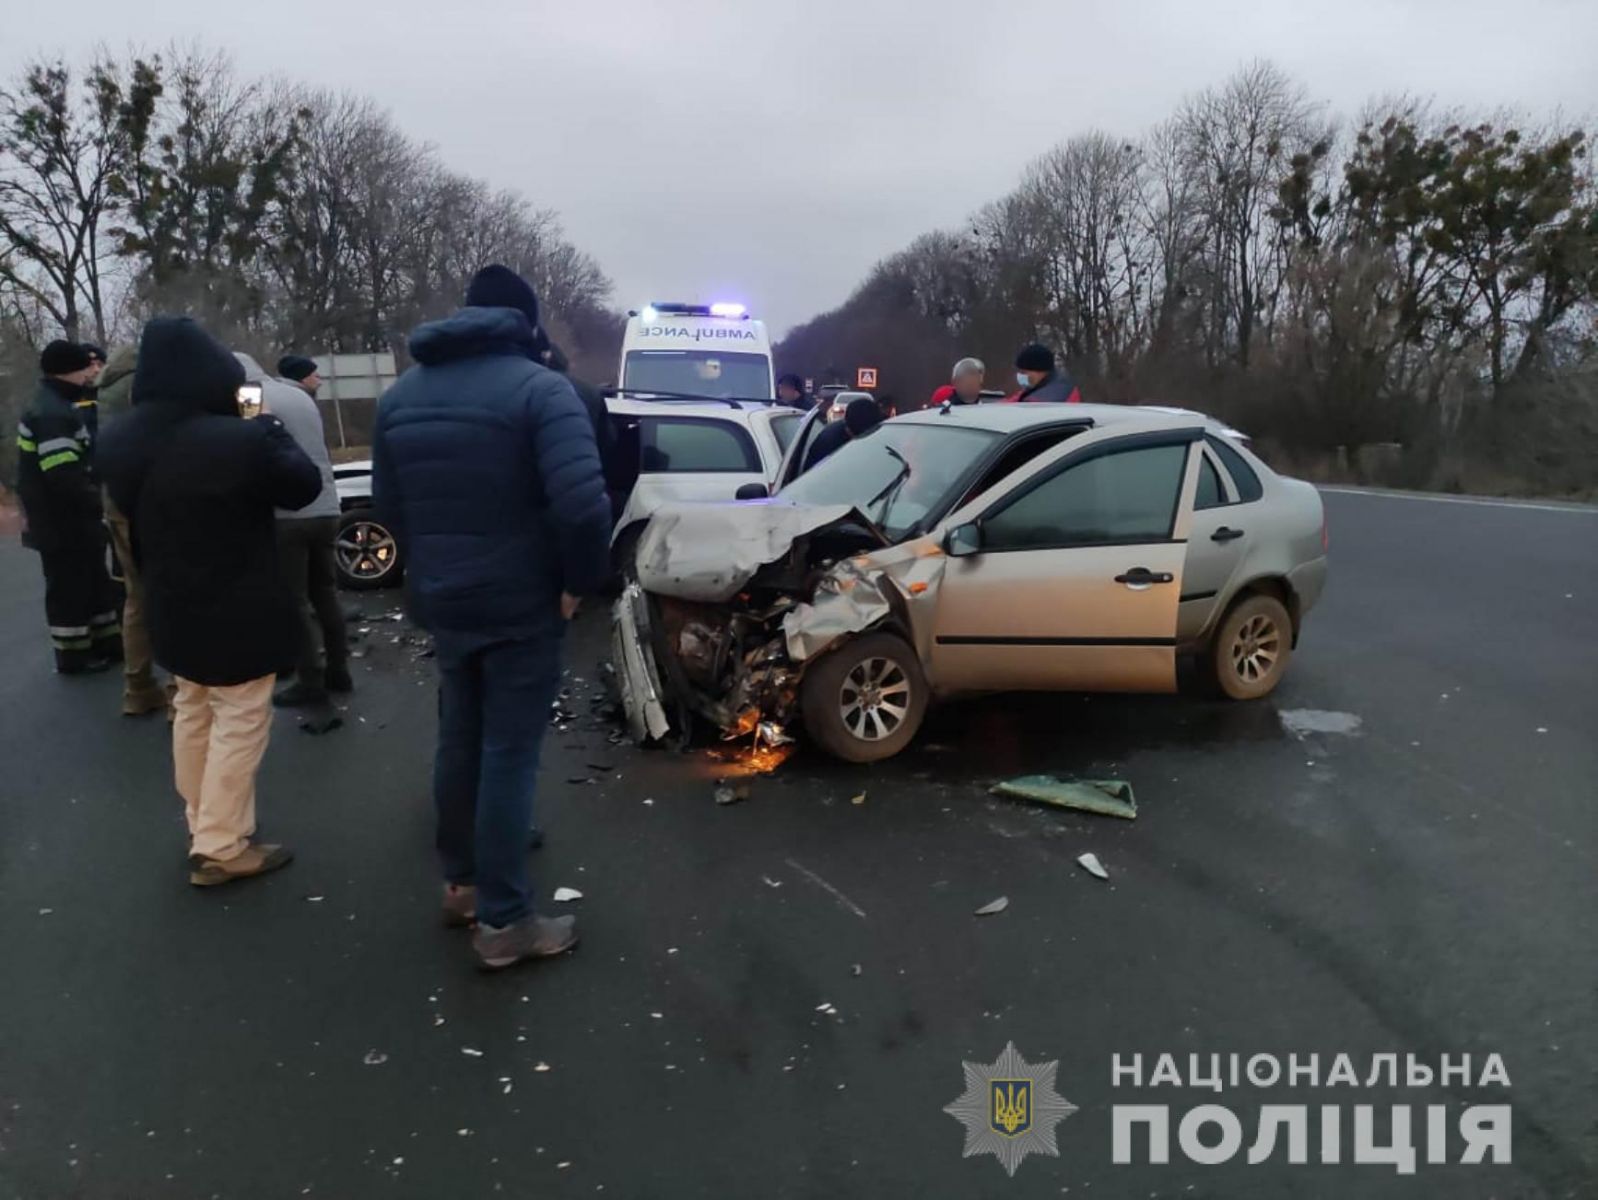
xmin=612 ymin=403 xmax=1328 ymax=762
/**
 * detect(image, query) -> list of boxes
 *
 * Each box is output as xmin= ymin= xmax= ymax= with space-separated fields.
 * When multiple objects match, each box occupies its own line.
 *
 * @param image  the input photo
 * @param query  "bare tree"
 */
xmin=1178 ymin=60 xmax=1326 ymax=366
xmin=0 ymin=54 xmax=156 ymax=340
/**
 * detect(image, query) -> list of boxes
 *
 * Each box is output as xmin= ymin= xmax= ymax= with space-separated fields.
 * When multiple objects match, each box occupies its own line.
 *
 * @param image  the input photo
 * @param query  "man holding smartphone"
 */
xmin=236 ymin=354 xmax=351 ymax=711
xmin=374 ymin=264 xmax=611 ymax=970
xmin=99 ymin=317 xmax=321 ymax=886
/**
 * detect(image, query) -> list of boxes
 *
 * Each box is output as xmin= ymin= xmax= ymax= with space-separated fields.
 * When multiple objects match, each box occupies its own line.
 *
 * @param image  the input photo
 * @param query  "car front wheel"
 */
xmin=800 ymin=632 xmax=928 ymax=763
xmin=336 ymin=509 xmax=404 ymax=590
xmin=1208 ymin=593 xmax=1292 ymax=700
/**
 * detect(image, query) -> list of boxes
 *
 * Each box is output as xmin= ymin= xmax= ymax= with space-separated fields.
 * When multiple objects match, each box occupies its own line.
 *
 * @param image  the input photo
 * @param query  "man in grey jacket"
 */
xmin=236 ymin=354 xmax=351 ymax=707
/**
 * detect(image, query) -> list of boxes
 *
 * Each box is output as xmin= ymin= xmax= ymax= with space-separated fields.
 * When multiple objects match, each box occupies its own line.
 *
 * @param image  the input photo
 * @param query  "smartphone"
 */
xmin=237 ymin=384 xmax=264 ymax=419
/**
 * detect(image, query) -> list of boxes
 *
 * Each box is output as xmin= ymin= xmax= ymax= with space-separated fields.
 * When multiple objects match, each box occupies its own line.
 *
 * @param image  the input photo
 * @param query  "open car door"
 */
xmin=769 ymin=404 xmax=830 ymax=494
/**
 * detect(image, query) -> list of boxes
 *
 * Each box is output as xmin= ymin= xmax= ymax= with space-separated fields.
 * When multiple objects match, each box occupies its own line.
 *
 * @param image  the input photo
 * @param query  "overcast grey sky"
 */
xmin=5 ymin=0 xmax=1595 ymax=334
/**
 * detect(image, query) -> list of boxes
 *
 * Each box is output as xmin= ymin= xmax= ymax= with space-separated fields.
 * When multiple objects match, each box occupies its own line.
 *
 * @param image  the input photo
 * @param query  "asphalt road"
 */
xmin=1 ymin=489 xmax=1594 ymax=1200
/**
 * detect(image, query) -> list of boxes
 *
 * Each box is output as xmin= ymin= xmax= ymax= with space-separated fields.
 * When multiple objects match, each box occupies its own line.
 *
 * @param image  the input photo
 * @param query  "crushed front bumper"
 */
xmin=611 ymin=582 xmax=671 ymax=742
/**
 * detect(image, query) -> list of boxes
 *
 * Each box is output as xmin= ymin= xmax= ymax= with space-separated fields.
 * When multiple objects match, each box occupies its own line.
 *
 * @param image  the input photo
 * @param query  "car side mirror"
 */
xmin=945 ymin=523 xmax=982 ymax=557
xmin=735 ymin=482 xmax=769 ymax=501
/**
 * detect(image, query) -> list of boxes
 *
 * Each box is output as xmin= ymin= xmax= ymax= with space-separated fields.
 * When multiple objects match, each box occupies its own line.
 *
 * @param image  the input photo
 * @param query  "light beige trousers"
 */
xmin=172 ymin=675 xmax=275 ymax=861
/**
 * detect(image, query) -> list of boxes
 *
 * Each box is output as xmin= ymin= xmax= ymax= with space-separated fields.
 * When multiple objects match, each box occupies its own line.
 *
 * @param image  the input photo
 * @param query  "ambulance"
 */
xmin=618 ymin=301 xmax=775 ymax=401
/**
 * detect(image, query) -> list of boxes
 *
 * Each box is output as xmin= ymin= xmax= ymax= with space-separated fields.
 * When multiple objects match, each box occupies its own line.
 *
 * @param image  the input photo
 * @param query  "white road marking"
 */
xmin=1318 ymin=486 xmax=1597 ymax=515
xmin=784 ymin=857 xmax=867 ymax=919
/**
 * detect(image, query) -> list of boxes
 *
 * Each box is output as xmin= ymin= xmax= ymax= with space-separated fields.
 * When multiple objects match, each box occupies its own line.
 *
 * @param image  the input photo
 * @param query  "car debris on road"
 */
xmin=1077 ymin=853 xmax=1110 ymax=880
xmin=990 ymin=776 xmax=1137 ymax=819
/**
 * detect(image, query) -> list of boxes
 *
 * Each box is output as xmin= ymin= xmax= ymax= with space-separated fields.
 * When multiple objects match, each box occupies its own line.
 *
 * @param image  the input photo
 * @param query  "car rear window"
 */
xmin=1207 ymin=435 xmax=1263 ymax=503
xmin=641 ymin=418 xmax=760 ymax=473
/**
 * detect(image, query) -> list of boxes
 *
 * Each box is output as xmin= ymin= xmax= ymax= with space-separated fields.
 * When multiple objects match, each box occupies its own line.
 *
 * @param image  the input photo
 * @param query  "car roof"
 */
xmin=605 ymin=397 xmax=795 ymax=421
xmin=891 ymin=401 xmax=1213 ymax=435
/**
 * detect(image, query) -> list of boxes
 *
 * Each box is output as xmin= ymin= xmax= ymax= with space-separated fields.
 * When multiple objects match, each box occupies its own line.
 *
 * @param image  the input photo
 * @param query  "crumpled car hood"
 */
xmin=613 ymin=502 xmax=950 ymax=749
xmin=635 ymin=501 xmax=865 ymax=603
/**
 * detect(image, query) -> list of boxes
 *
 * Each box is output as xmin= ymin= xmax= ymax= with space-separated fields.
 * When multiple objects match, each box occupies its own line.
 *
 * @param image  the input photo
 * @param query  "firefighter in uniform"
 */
xmin=16 ymin=339 xmax=122 ymax=673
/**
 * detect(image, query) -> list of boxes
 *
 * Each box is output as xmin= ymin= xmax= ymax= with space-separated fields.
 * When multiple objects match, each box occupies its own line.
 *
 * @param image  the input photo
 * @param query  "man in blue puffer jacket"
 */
xmin=374 ymin=265 xmax=611 ymax=970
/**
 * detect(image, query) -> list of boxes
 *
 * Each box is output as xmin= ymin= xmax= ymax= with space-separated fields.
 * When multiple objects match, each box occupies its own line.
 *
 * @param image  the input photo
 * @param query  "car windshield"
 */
xmin=780 ymin=423 xmax=999 ymax=539
xmin=623 ymin=350 xmax=772 ymax=400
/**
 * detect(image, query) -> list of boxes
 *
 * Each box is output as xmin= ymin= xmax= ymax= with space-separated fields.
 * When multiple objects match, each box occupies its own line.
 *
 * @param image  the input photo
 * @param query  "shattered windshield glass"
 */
xmin=780 ymin=424 xmax=998 ymax=539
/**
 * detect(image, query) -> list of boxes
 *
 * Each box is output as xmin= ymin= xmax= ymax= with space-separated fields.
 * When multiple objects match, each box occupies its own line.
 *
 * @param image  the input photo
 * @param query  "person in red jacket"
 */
xmin=1006 ymin=343 xmax=1081 ymax=403
xmin=931 ymin=357 xmax=987 ymax=408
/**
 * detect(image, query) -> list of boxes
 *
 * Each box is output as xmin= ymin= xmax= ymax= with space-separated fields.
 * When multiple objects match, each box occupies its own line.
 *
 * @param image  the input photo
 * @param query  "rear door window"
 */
xmin=1206 ymin=435 xmax=1263 ymax=503
xmin=640 ymin=418 xmax=760 ymax=474
xmin=1195 ymin=452 xmax=1226 ymax=510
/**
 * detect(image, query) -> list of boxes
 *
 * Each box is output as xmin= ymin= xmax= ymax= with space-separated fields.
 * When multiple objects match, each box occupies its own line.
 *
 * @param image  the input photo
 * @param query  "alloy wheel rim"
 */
xmin=1230 ymin=613 xmax=1281 ymax=683
xmin=336 ymin=521 xmax=397 ymax=580
xmin=839 ymin=657 xmax=911 ymax=741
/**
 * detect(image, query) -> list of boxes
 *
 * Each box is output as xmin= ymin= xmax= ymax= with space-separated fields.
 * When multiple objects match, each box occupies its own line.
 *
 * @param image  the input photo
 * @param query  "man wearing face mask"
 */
xmin=16 ymin=339 xmax=122 ymax=673
xmin=1007 ymin=343 xmax=1081 ymax=404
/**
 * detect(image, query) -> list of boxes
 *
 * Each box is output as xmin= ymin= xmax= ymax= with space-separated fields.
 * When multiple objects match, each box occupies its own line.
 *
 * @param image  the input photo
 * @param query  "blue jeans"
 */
xmin=433 ymin=632 xmax=563 ymax=928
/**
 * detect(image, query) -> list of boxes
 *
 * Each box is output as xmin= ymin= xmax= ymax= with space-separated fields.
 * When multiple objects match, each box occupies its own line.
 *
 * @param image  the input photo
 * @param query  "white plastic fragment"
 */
xmin=362 ymin=1050 xmax=388 ymax=1066
xmin=533 ymin=1062 xmax=551 ymax=1073
xmin=1077 ymin=852 xmax=1109 ymax=880
xmin=461 ymin=1047 xmax=484 ymax=1058
xmin=552 ymin=887 xmax=584 ymax=903
xmin=974 ymin=896 xmax=1009 ymax=916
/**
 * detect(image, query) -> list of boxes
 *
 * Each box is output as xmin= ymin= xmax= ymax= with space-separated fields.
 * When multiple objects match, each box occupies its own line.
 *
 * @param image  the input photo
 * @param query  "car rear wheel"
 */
xmin=336 ymin=509 xmax=404 ymax=590
xmin=1208 ymin=593 xmax=1292 ymax=700
xmin=800 ymin=632 xmax=928 ymax=763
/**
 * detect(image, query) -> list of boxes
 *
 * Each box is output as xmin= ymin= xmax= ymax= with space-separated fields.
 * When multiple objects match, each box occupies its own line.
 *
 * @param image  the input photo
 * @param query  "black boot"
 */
xmin=56 ymin=648 xmax=114 ymax=676
xmin=325 ymin=662 xmax=354 ymax=694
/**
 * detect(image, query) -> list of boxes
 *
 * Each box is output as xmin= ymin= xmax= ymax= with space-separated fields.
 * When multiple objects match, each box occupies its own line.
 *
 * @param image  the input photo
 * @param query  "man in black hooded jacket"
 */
xmin=99 ymin=317 xmax=322 ymax=887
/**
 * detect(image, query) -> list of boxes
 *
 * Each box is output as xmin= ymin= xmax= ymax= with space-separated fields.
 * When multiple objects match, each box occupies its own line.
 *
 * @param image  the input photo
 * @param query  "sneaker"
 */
xmin=472 ymin=914 xmax=579 ymax=970
xmin=273 ymin=680 xmax=329 ymax=708
xmin=442 ymin=883 xmax=477 ymax=928
xmin=189 ymin=842 xmax=294 ymax=887
xmin=325 ymin=664 xmax=354 ymax=694
xmin=122 ymin=684 xmax=170 ymax=717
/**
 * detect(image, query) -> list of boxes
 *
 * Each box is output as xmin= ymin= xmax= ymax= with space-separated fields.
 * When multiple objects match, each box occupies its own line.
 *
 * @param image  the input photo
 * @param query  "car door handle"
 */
xmin=1115 ymin=568 xmax=1175 ymax=587
xmin=1211 ymin=526 xmax=1245 ymax=543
